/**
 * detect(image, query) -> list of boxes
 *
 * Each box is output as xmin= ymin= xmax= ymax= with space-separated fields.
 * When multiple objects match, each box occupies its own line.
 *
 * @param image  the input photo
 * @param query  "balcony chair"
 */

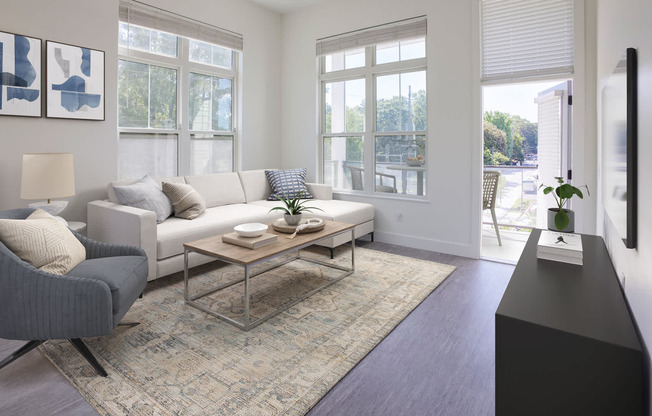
xmin=0 ymin=208 xmax=148 ymax=377
xmin=347 ymin=165 xmax=397 ymax=193
xmin=483 ymin=171 xmax=502 ymax=246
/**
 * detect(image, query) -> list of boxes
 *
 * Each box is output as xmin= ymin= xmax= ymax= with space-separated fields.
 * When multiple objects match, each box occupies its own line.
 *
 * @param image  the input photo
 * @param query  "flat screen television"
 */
xmin=601 ymin=47 xmax=637 ymax=249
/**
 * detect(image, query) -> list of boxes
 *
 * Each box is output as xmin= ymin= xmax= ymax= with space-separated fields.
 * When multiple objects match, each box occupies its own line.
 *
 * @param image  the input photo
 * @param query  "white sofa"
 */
xmin=87 ymin=169 xmax=374 ymax=281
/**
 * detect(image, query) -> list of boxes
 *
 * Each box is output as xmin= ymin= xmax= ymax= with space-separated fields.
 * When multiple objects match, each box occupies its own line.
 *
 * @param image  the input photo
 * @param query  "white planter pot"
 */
xmin=547 ymin=208 xmax=575 ymax=233
xmin=284 ymin=213 xmax=302 ymax=226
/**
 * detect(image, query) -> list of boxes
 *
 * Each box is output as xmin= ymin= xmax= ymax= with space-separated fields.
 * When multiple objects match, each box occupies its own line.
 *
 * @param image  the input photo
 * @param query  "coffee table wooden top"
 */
xmin=183 ymin=221 xmax=354 ymax=266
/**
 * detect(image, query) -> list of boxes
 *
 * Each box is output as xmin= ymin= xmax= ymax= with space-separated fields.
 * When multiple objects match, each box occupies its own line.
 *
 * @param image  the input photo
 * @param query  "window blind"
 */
xmin=481 ymin=0 xmax=574 ymax=82
xmin=119 ymin=0 xmax=243 ymax=51
xmin=316 ymin=16 xmax=426 ymax=56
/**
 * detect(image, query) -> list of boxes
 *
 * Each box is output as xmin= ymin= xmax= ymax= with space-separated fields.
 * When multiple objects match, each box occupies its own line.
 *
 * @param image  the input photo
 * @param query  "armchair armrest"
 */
xmin=75 ymin=232 xmax=146 ymax=259
xmin=87 ymin=200 xmax=157 ymax=280
xmin=0 ymin=246 xmax=113 ymax=340
xmin=306 ymin=183 xmax=333 ymax=200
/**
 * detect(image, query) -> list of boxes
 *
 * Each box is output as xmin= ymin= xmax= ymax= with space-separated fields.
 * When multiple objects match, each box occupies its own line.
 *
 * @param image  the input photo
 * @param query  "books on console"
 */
xmin=537 ymin=230 xmax=583 ymax=265
xmin=222 ymin=232 xmax=277 ymax=249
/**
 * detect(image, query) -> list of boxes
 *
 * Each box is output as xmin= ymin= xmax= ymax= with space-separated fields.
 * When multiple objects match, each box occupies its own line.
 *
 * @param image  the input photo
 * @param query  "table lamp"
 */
xmin=21 ymin=153 xmax=75 ymax=222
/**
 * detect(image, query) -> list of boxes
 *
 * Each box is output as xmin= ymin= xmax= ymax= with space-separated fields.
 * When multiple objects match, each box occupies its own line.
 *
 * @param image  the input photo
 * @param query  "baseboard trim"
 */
xmin=372 ymin=231 xmax=477 ymax=258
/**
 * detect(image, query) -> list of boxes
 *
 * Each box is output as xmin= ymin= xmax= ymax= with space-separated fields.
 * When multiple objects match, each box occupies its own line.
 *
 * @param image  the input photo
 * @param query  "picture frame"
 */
xmin=46 ymin=40 xmax=104 ymax=120
xmin=0 ymin=30 xmax=42 ymax=117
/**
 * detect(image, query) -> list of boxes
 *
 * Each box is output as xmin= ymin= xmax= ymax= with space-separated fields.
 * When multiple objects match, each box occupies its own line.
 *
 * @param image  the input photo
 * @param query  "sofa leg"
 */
xmin=69 ymin=339 xmax=108 ymax=377
xmin=0 ymin=340 xmax=44 ymax=371
xmin=371 ymin=232 xmax=374 ymax=242
xmin=329 ymin=248 xmax=334 ymax=259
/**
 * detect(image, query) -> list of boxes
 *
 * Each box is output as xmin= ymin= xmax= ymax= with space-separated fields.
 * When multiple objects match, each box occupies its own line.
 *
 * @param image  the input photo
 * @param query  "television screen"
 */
xmin=601 ymin=48 xmax=637 ymax=249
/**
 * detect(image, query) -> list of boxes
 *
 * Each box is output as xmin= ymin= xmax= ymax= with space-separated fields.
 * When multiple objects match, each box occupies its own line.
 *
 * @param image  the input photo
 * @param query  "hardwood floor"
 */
xmin=0 ymin=240 xmax=514 ymax=416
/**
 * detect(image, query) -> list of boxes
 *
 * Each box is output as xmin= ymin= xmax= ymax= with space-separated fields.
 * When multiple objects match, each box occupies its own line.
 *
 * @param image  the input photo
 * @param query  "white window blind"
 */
xmin=119 ymin=0 xmax=243 ymax=51
xmin=316 ymin=16 xmax=426 ymax=56
xmin=481 ymin=0 xmax=574 ymax=82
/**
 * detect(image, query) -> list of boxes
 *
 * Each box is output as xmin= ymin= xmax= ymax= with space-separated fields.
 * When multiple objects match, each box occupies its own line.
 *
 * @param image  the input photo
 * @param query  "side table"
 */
xmin=67 ymin=221 xmax=87 ymax=235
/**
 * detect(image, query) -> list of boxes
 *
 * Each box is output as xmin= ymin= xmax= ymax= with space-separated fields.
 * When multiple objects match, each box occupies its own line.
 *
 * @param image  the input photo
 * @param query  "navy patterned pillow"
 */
xmin=265 ymin=168 xmax=314 ymax=201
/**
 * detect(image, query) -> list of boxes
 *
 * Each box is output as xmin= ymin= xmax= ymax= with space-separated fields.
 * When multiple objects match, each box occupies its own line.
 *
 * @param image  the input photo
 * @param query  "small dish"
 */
xmin=234 ymin=223 xmax=268 ymax=237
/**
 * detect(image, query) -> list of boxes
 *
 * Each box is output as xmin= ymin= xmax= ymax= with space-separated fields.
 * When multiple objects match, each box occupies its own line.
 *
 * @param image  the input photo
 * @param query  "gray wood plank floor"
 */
xmin=0 ymin=240 xmax=513 ymax=415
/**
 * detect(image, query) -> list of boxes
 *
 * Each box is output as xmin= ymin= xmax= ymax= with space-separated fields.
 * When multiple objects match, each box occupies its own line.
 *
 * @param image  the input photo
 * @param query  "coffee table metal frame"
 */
xmin=183 ymin=225 xmax=355 ymax=331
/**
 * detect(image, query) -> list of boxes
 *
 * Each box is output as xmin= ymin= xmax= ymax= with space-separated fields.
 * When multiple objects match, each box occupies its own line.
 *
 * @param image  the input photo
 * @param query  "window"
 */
xmin=318 ymin=17 xmax=427 ymax=196
xmin=117 ymin=2 xmax=241 ymax=179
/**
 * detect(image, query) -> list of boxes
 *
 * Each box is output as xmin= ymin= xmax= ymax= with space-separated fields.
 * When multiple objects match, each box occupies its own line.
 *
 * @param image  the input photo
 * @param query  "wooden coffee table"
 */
xmin=183 ymin=221 xmax=355 ymax=330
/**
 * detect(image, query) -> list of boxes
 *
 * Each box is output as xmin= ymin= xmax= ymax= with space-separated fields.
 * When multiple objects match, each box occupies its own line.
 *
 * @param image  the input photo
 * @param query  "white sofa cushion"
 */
xmin=184 ymin=173 xmax=246 ymax=208
xmin=156 ymin=203 xmax=283 ymax=259
xmin=249 ymin=199 xmax=374 ymax=226
xmin=238 ymin=169 xmax=273 ymax=202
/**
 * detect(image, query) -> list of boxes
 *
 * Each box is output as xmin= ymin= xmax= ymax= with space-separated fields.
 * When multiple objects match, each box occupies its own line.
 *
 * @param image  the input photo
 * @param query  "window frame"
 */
xmin=319 ymin=43 xmax=427 ymax=197
xmin=118 ymin=28 xmax=239 ymax=178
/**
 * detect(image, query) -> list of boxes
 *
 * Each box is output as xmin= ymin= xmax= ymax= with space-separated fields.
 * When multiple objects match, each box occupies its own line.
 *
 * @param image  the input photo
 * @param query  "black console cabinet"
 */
xmin=496 ymin=229 xmax=643 ymax=416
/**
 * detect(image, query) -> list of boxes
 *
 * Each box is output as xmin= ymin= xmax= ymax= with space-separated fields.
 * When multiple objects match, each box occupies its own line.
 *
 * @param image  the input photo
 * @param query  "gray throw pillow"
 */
xmin=162 ymin=182 xmax=206 ymax=220
xmin=113 ymin=175 xmax=173 ymax=223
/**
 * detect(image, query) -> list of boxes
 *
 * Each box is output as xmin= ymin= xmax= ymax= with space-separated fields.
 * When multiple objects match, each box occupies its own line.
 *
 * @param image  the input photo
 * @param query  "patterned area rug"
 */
xmin=40 ymin=247 xmax=455 ymax=415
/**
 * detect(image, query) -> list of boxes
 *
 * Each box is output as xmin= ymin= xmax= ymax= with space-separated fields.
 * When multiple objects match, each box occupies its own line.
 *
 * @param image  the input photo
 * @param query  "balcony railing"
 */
xmin=484 ymin=165 xmax=539 ymax=230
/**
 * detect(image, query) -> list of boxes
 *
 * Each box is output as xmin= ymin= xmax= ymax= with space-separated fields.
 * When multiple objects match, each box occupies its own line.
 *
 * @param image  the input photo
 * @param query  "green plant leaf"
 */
xmin=268 ymin=206 xmax=290 ymax=215
xmin=542 ymin=186 xmax=554 ymax=195
xmin=555 ymin=209 xmax=570 ymax=230
xmin=574 ymin=188 xmax=584 ymax=199
xmin=557 ymin=184 xmax=575 ymax=199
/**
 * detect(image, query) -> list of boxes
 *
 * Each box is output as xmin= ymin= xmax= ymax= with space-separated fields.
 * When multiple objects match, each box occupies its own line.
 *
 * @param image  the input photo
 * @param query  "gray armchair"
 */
xmin=0 ymin=208 xmax=148 ymax=376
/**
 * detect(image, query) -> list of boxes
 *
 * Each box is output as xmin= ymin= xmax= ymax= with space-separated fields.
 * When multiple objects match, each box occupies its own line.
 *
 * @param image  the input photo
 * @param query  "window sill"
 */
xmin=333 ymin=190 xmax=430 ymax=204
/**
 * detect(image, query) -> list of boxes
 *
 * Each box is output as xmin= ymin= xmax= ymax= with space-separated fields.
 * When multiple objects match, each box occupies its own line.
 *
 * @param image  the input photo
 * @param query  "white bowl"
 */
xmin=234 ymin=223 xmax=268 ymax=238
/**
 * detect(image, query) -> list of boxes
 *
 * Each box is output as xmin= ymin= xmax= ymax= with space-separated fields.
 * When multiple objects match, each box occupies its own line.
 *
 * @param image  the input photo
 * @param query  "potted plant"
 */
xmin=268 ymin=191 xmax=323 ymax=225
xmin=539 ymin=177 xmax=589 ymax=232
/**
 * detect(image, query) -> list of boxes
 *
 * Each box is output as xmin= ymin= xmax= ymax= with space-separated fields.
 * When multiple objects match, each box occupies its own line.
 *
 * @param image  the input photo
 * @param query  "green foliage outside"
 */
xmin=323 ymin=89 xmax=426 ymax=164
xmin=483 ymin=110 xmax=537 ymax=166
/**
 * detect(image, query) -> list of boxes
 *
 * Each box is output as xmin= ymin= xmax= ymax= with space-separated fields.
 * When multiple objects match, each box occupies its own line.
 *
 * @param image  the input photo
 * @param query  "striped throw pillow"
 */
xmin=265 ymin=168 xmax=314 ymax=201
xmin=0 ymin=209 xmax=86 ymax=275
xmin=162 ymin=182 xmax=206 ymax=220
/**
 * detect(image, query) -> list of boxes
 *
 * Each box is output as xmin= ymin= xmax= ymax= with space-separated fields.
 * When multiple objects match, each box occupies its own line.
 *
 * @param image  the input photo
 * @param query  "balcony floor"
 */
xmin=481 ymin=224 xmax=531 ymax=264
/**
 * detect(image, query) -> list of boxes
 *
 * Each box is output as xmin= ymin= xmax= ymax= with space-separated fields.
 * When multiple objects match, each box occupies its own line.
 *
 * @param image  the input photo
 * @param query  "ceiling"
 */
xmin=248 ymin=0 xmax=324 ymax=14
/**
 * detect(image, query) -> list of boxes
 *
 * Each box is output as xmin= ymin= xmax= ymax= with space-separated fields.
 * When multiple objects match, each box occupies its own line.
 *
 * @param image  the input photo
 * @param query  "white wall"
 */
xmin=280 ymin=0 xmax=596 ymax=258
xmin=0 ymin=0 xmax=282 ymax=221
xmin=597 ymin=0 xmax=652 ymax=399
xmin=281 ymin=0 xmax=482 ymax=257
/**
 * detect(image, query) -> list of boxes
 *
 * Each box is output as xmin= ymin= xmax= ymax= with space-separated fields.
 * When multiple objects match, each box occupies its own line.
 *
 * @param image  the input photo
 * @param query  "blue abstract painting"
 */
xmin=0 ymin=31 xmax=41 ymax=117
xmin=47 ymin=41 xmax=104 ymax=120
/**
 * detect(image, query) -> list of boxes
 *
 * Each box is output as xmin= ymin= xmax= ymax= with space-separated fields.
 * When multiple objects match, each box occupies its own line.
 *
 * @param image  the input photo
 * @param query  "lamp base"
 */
xmin=28 ymin=201 xmax=69 ymax=225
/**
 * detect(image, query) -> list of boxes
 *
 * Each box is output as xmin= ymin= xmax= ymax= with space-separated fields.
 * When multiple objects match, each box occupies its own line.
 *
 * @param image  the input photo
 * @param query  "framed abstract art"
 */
xmin=46 ymin=40 xmax=104 ymax=120
xmin=0 ymin=30 xmax=42 ymax=117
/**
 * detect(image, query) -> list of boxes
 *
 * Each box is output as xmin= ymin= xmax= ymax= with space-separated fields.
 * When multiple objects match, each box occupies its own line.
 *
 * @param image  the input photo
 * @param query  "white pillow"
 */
xmin=0 ymin=209 xmax=86 ymax=275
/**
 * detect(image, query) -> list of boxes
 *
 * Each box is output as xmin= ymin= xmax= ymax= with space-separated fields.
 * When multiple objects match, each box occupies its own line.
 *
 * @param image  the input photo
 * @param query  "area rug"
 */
xmin=40 ymin=247 xmax=455 ymax=415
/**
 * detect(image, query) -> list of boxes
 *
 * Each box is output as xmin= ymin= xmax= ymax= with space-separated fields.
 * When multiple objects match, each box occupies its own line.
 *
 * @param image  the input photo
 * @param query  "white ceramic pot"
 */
xmin=547 ymin=208 xmax=575 ymax=233
xmin=284 ymin=213 xmax=302 ymax=226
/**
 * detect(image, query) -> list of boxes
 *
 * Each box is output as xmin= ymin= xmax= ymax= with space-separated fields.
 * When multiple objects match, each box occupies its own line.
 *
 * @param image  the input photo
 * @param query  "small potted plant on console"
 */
xmin=539 ymin=176 xmax=589 ymax=232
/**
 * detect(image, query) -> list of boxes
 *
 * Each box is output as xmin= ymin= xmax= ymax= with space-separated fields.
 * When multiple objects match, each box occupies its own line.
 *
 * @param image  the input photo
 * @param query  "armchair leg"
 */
xmin=0 ymin=340 xmax=44 ymax=371
xmin=69 ymin=339 xmax=108 ymax=377
xmin=490 ymin=208 xmax=502 ymax=246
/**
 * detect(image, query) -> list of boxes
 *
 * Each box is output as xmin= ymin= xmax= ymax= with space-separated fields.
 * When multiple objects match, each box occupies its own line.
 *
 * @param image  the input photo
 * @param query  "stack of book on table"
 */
xmin=537 ymin=230 xmax=583 ymax=265
xmin=222 ymin=232 xmax=277 ymax=249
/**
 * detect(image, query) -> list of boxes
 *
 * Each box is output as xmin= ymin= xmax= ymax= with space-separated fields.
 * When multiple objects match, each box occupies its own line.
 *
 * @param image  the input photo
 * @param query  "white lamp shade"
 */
xmin=21 ymin=153 xmax=75 ymax=200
